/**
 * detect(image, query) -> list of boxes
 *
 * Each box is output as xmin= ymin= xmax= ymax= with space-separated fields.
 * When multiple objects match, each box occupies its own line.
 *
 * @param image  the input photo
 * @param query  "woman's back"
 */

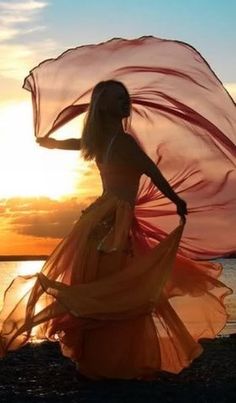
xmin=96 ymin=133 xmax=143 ymax=206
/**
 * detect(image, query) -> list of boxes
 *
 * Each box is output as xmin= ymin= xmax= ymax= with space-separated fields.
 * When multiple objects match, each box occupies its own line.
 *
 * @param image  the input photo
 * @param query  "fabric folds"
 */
xmin=0 ymin=193 xmax=232 ymax=378
xmin=23 ymin=36 xmax=236 ymax=259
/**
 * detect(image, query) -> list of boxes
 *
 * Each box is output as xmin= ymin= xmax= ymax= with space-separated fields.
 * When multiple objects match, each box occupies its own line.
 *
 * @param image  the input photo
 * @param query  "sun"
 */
xmin=0 ymin=100 xmax=89 ymax=199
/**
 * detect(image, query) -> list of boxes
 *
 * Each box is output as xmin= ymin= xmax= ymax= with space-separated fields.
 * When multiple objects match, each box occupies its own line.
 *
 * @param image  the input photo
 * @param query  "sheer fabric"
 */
xmin=23 ymin=36 xmax=236 ymax=259
xmin=0 ymin=191 xmax=231 ymax=377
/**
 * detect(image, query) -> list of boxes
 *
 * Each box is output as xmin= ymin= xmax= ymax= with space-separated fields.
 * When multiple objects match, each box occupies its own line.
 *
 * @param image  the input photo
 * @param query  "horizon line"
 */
xmin=0 ymin=255 xmax=49 ymax=261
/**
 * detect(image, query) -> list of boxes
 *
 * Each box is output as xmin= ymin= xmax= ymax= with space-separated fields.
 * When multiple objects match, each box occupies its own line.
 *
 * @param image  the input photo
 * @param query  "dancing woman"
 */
xmin=0 ymin=37 xmax=233 ymax=380
xmin=35 ymin=80 xmax=188 ymax=379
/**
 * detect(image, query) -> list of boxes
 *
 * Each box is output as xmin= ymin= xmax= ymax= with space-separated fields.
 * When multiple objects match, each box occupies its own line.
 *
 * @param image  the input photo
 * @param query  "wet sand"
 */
xmin=0 ymin=337 xmax=235 ymax=403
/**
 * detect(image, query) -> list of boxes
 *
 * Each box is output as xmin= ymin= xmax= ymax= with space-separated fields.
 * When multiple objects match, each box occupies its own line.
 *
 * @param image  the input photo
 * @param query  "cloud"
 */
xmin=0 ymin=1 xmax=58 ymax=82
xmin=0 ymin=1 xmax=48 ymax=41
xmin=0 ymin=1 xmax=48 ymax=12
xmin=0 ymin=27 xmax=20 ymax=41
xmin=0 ymin=40 xmax=57 ymax=80
xmin=1 ymin=195 xmax=97 ymax=239
xmin=0 ymin=14 xmax=31 ymax=24
xmin=13 ymin=209 xmax=82 ymax=238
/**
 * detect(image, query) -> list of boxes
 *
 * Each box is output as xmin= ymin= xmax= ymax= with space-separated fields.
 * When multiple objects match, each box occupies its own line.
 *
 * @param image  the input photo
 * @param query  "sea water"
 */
xmin=0 ymin=259 xmax=235 ymax=336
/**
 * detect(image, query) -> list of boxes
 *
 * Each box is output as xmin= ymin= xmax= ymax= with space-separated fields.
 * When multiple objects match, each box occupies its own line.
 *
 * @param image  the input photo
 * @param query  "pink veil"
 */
xmin=23 ymin=36 xmax=236 ymax=259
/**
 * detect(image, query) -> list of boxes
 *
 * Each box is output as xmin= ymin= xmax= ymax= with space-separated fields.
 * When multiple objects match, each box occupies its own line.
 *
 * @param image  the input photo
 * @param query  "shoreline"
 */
xmin=1 ymin=255 xmax=236 ymax=262
xmin=0 ymin=255 xmax=49 ymax=262
xmin=0 ymin=338 xmax=235 ymax=402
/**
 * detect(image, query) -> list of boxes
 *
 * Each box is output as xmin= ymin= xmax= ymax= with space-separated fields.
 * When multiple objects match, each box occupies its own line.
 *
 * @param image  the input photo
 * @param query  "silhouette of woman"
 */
xmin=20 ymin=79 xmax=196 ymax=379
xmin=0 ymin=79 xmax=232 ymax=380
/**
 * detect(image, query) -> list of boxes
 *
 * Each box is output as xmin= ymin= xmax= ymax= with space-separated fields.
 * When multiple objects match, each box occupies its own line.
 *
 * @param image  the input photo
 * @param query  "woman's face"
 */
xmin=103 ymin=84 xmax=131 ymax=119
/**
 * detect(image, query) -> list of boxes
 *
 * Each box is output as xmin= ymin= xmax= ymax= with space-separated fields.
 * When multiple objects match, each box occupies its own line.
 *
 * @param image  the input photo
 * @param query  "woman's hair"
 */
xmin=81 ymin=80 xmax=131 ymax=161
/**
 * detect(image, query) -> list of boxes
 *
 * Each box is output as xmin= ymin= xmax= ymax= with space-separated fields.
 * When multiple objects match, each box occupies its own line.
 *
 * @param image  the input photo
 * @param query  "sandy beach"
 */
xmin=0 ymin=337 xmax=235 ymax=403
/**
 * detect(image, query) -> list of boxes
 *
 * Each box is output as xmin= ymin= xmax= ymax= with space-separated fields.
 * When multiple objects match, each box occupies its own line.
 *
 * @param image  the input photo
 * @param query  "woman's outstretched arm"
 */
xmin=37 ymin=138 xmax=81 ymax=150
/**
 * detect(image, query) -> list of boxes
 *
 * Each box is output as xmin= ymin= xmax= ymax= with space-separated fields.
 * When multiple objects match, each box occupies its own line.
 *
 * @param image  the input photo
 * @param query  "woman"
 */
xmin=0 ymin=80 xmax=231 ymax=380
xmin=36 ymin=79 xmax=188 ymax=379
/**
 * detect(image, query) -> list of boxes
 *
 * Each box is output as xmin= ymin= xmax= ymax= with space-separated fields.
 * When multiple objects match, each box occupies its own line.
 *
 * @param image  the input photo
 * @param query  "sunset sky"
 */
xmin=0 ymin=0 xmax=235 ymax=255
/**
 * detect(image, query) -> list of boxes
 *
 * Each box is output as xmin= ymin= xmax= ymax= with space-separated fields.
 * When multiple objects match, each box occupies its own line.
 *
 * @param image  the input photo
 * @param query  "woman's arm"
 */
xmin=37 ymin=138 xmax=81 ymax=150
xmin=121 ymin=134 xmax=187 ymax=219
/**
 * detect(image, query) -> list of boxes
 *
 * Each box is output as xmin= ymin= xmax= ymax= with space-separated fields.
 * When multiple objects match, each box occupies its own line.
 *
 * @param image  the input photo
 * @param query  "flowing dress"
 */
xmin=0 ymin=132 xmax=232 ymax=379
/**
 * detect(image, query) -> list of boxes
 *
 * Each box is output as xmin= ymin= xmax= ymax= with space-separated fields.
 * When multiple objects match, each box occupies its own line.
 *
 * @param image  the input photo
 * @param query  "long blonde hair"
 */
xmin=81 ymin=80 xmax=131 ymax=161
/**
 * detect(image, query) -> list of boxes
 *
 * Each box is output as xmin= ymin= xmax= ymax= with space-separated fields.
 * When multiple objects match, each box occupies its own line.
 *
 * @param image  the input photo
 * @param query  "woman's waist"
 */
xmin=80 ymin=190 xmax=134 ymax=221
xmin=102 ymin=187 xmax=138 ymax=208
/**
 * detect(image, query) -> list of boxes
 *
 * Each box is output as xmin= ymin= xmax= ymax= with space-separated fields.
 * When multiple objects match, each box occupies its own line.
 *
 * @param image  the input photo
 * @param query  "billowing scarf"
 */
xmin=24 ymin=36 xmax=236 ymax=259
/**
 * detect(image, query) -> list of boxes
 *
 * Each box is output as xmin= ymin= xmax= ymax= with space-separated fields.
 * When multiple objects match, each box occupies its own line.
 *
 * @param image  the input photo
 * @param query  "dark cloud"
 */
xmin=1 ymin=195 xmax=97 ymax=239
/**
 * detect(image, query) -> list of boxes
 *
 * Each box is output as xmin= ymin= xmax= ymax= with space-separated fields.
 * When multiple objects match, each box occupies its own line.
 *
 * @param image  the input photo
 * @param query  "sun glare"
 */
xmin=0 ymin=101 xmax=89 ymax=199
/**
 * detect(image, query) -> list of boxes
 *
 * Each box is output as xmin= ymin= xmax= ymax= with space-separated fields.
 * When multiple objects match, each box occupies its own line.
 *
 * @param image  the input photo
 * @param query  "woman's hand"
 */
xmin=36 ymin=138 xmax=58 ymax=149
xmin=176 ymin=198 xmax=187 ymax=224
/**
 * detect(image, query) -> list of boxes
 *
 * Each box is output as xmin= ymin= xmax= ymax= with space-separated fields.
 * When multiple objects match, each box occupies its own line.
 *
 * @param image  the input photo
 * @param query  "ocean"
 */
xmin=0 ymin=258 xmax=235 ymax=336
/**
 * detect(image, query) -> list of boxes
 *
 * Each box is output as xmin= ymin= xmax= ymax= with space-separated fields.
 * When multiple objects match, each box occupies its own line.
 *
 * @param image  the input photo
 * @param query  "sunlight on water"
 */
xmin=17 ymin=261 xmax=44 ymax=276
xmin=0 ymin=260 xmax=45 ymax=311
xmin=0 ymin=260 xmax=46 ymax=342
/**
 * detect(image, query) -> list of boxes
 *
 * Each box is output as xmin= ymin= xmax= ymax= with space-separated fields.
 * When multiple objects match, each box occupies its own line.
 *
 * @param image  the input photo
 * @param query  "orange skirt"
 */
xmin=0 ymin=192 xmax=232 ymax=379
